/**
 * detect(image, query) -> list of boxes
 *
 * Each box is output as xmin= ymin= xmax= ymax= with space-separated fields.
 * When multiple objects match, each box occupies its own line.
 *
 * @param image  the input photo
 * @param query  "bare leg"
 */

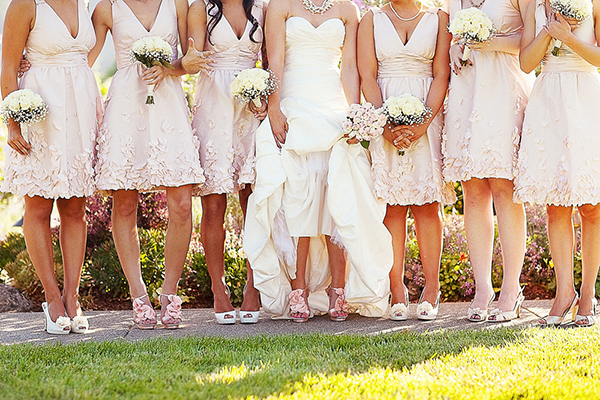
xmin=577 ymin=204 xmax=600 ymax=316
xmin=238 ymin=186 xmax=260 ymax=312
xmin=112 ymin=190 xmax=147 ymax=299
xmin=200 ymin=193 xmax=233 ymax=313
xmin=291 ymin=237 xmax=310 ymax=290
xmin=162 ymin=185 xmax=193 ymax=295
xmin=56 ymin=197 xmax=87 ymax=318
xmin=462 ymin=178 xmax=495 ymax=309
xmin=489 ymin=178 xmax=526 ymax=311
xmin=546 ymin=205 xmax=577 ymax=316
xmin=23 ymin=196 xmax=65 ymax=321
xmin=385 ymin=204 xmax=409 ymax=306
xmin=412 ymin=202 xmax=443 ymax=305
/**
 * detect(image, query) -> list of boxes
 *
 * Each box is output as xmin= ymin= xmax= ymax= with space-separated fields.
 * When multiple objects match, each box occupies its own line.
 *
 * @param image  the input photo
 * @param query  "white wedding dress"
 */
xmin=244 ymin=16 xmax=393 ymax=318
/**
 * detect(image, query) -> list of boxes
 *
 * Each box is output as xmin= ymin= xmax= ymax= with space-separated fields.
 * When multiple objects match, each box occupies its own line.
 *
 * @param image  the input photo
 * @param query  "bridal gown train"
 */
xmin=244 ymin=16 xmax=393 ymax=318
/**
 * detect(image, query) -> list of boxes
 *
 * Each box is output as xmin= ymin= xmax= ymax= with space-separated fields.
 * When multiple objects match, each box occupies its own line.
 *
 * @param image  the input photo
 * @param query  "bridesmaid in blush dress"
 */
xmin=443 ymin=0 xmax=532 ymax=322
xmin=90 ymin=0 xmax=205 ymax=329
xmin=1 ymin=0 xmax=101 ymax=334
xmin=517 ymin=0 xmax=600 ymax=326
xmin=185 ymin=0 xmax=266 ymax=324
xmin=358 ymin=1 xmax=454 ymax=320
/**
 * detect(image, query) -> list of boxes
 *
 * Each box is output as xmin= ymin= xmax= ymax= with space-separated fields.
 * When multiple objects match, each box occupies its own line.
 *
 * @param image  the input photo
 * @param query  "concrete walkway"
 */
xmin=0 ymin=300 xmax=559 ymax=345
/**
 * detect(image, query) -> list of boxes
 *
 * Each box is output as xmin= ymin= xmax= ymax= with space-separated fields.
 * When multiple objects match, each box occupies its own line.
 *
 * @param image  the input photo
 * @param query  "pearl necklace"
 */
xmin=300 ymin=0 xmax=334 ymax=15
xmin=389 ymin=3 xmax=422 ymax=22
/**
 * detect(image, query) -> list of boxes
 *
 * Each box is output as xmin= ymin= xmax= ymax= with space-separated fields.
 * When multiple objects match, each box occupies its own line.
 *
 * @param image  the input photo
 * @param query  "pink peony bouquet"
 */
xmin=342 ymin=102 xmax=387 ymax=148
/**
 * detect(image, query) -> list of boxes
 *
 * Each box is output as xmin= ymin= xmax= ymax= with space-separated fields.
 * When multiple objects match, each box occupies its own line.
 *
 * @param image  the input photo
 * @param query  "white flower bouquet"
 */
xmin=130 ymin=36 xmax=174 ymax=104
xmin=230 ymin=68 xmax=278 ymax=107
xmin=382 ymin=94 xmax=432 ymax=155
xmin=1 ymin=89 xmax=48 ymax=139
xmin=342 ymin=103 xmax=387 ymax=149
xmin=448 ymin=7 xmax=495 ymax=66
xmin=549 ymin=0 xmax=593 ymax=55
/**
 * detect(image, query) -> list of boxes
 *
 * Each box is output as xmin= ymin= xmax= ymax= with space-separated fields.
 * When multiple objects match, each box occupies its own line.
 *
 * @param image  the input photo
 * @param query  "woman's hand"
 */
xmin=141 ymin=65 xmax=169 ymax=89
xmin=181 ymin=37 xmax=213 ymax=76
xmin=7 ymin=123 xmax=31 ymax=155
xmin=17 ymin=56 xmax=30 ymax=78
xmin=269 ymin=107 xmax=288 ymax=148
xmin=545 ymin=11 xmax=574 ymax=42
xmin=382 ymin=124 xmax=405 ymax=149
xmin=249 ymin=98 xmax=268 ymax=121
xmin=392 ymin=122 xmax=428 ymax=148
xmin=449 ymin=42 xmax=471 ymax=75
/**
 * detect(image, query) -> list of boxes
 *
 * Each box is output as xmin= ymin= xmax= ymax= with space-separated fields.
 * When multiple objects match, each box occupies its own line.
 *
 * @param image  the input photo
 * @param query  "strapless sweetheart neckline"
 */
xmin=286 ymin=16 xmax=344 ymax=30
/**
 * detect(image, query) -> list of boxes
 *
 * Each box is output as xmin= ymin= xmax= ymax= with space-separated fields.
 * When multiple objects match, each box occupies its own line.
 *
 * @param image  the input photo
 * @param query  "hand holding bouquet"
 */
xmin=130 ymin=36 xmax=174 ymax=104
xmin=230 ymin=68 xmax=278 ymax=107
xmin=382 ymin=94 xmax=432 ymax=155
xmin=448 ymin=8 xmax=495 ymax=66
xmin=1 ymin=89 xmax=48 ymax=154
xmin=342 ymin=103 xmax=387 ymax=149
xmin=549 ymin=0 xmax=592 ymax=55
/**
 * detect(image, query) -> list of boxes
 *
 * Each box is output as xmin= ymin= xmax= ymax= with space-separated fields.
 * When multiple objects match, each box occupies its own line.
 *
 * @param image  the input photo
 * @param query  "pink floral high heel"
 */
xmin=132 ymin=294 xmax=157 ymax=330
xmin=289 ymin=288 xmax=310 ymax=323
xmin=327 ymin=286 xmax=348 ymax=322
xmin=160 ymin=294 xmax=182 ymax=329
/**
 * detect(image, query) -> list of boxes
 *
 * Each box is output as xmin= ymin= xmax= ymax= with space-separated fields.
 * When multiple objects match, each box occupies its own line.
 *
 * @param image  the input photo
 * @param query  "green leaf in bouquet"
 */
xmin=360 ymin=140 xmax=370 ymax=149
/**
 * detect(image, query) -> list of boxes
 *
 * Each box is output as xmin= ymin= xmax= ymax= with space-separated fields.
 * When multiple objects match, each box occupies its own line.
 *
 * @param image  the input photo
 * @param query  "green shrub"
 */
xmin=86 ymin=229 xmax=170 ymax=301
xmin=0 ymin=232 xmax=27 ymax=272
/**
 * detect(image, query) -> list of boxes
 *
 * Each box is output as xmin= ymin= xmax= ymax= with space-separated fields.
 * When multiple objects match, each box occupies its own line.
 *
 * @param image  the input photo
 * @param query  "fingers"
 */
xmin=8 ymin=136 xmax=31 ymax=156
xmin=187 ymin=37 xmax=196 ymax=53
xmin=346 ymin=137 xmax=359 ymax=145
xmin=392 ymin=136 xmax=411 ymax=150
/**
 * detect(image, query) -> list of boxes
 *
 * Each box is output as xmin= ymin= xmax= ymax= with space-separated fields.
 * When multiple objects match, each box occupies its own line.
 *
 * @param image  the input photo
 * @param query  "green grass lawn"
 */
xmin=1 ymin=326 xmax=599 ymax=399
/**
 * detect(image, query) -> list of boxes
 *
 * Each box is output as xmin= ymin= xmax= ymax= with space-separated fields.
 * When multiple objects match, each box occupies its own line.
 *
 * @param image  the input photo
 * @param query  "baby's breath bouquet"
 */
xmin=229 ymin=68 xmax=278 ymax=107
xmin=448 ymin=7 xmax=495 ymax=66
xmin=1 ymin=89 xmax=48 ymax=139
xmin=342 ymin=102 xmax=387 ymax=149
xmin=130 ymin=36 xmax=174 ymax=104
xmin=549 ymin=0 xmax=593 ymax=55
xmin=382 ymin=94 xmax=432 ymax=155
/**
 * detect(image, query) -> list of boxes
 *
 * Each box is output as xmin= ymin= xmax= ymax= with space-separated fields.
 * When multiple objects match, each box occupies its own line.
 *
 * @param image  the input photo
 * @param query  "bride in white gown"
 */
xmin=244 ymin=0 xmax=393 ymax=320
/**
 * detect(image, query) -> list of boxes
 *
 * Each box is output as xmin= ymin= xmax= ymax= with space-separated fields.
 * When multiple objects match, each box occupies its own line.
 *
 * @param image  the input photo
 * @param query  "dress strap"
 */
xmin=370 ymin=6 xmax=382 ymax=14
xmin=252 ymin=0 xmax=263 ymax=10
xmin=426 ymin=6 xmax=439 ymax=15
xmin=34 ymin=0 xmax=46 ymax=5
xmin=448 ymin=0 xmax=461 ymax=19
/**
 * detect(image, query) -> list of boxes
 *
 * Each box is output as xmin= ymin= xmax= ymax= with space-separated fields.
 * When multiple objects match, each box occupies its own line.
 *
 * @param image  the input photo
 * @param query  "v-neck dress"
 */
xmin=95 ymin=0 xmax=204 ymax=192
xmin=2 ymin=0 xmax=102 ymax=199
xmin=514 ymin=0 xmax=600 ymax=206
xmin=191 ymin=0 xmax=264 ymax=195
xmin=369 ymin=7 xmax=456 ymax=206
xmin=442 ymin=0 xmax=532 ymax=182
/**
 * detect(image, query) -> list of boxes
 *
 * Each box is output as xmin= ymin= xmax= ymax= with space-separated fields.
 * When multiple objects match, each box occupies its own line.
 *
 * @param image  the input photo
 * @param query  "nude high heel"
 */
xmin=538 ymin=294 xmax=579 ymax=327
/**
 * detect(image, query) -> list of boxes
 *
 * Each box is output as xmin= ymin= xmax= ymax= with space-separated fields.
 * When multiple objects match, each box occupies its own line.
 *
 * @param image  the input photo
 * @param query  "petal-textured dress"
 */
xmin=95 ymin=0 xmax=204 ymax=192
xmin=192 ymin=0 xmax=263 ymax=196
xmin=2 ymin=0 xmax=102 ymax=199
xmin=244 ymin=17 xmax=393 ymax=318
xmin=514 ymin=0 xmax=600 ymax=206
xmin=443 ymin=0 xmax=532 ymax=182
xmin=369 ymin=7 xmax=456 ymax=205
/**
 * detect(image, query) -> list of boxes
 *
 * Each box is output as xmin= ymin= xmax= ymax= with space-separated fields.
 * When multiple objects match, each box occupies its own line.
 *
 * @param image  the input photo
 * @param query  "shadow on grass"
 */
xmin=0 ymin=328 xmax=529 ymax=399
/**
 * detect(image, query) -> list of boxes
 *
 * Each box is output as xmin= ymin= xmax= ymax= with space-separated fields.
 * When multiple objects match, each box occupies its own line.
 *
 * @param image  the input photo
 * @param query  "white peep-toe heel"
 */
xmin=390 ymin=287 xmax=410 ymax=321
xmin=215 ymin=285 xmax=236 ymax=325
xmin=417 ymin=291 xmax=441 ymax=321
xmin=42 ymin=302 xmax=71 ymax=335
xmin=240 ymin=284 xmax=260 ymax=324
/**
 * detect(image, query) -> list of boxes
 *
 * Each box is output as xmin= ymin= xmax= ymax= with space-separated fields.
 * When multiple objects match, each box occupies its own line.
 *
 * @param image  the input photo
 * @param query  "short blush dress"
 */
xmin=443 ymin=0 xmax=532 ymax=182
xmin=192 ymin=0 xmax=264 ymax=196
xmin=95 ymin=0 xmax=204 ymax=192
xmin=2 ymin=0 xmax=102 ymax=199
xmin=369 ymin=7 xmax=456 ymax=206
xmin=514 ymin=0 xmax=600 ymax=206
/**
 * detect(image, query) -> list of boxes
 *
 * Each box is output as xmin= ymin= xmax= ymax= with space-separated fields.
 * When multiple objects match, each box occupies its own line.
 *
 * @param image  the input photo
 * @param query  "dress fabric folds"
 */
xmin=244 ymin=17 xmax=393 ymax=318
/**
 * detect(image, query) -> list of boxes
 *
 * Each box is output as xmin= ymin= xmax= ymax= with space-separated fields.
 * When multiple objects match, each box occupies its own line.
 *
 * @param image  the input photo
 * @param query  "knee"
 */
xmin=24 ymin=202 xmax=53 ymax=222
xmin=113 ymin=196 xmax=138 ymax=220
xmin=578 ymin=205 xmax=600 ymax=224
xmin=57 ymin=201 xmax=86 ymax=221
xmin=168 ymin=194 xmax=192 ymax=222
xmin=546 ymin=206 xmax=571 ymax=224
xmin=489 ymin=179 xmax=517 ymax=203
xmin=201 ymin=195 xmax=227 ymax=222
xmin=462 ymin=180 xmax=491 ymax=205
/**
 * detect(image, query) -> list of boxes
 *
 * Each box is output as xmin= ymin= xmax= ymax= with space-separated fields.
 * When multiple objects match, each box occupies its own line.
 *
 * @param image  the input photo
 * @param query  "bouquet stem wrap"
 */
xmin=461 ymin=45 xmax=471 ymax=66
xmin=146 ymin=84 xmax=155 ymax=105
xmin=251 ymin=97 xmax=263 ymax=107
